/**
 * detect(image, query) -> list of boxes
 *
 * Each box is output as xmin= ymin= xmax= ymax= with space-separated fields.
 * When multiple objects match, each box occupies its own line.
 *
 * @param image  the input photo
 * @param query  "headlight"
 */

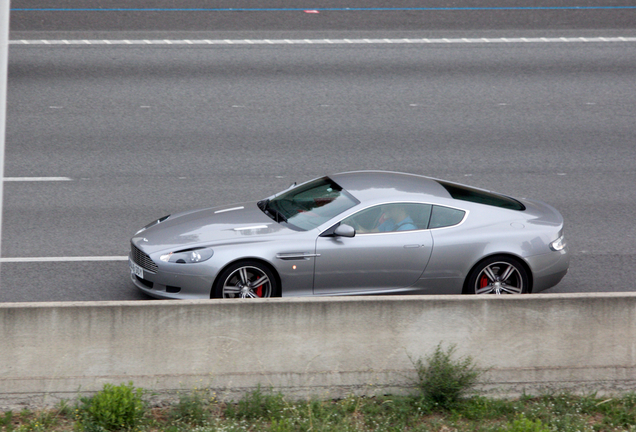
xmin=135 ymin=215 xmax=170 ymax=235
xmin=550 ymin=234 xmax=566 ymax=251
xmin=160 ymin=247 xmax=214 ymax=264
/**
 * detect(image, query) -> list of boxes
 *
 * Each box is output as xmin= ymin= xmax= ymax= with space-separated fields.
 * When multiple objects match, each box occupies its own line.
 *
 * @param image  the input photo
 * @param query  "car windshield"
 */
xmin=259 ymin=177 xmax=359 ymax=231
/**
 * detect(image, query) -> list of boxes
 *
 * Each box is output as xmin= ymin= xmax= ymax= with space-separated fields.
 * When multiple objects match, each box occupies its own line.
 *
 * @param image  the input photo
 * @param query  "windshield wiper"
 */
xmin=257 ymin=199 xmax=288 ymax=223
xmin=257 ymin=199 xmax=269 ymax=212
xmin=268 ymin=205 xmax=288 ymax=223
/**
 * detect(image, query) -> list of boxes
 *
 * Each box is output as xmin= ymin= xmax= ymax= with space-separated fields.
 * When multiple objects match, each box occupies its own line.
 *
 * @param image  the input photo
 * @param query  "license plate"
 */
xmin=129 ymin=259 xmax=144 ymax=279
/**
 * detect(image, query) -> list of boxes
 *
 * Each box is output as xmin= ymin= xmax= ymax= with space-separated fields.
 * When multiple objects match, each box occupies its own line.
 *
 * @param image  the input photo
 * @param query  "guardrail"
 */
xmin=2 ymin=293 xmax=635 ymax=409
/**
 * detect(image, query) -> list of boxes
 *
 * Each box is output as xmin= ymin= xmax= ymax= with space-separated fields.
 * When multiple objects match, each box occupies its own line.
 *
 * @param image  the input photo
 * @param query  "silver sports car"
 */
xmin=129 ymin=171 xmax=568 ymax=299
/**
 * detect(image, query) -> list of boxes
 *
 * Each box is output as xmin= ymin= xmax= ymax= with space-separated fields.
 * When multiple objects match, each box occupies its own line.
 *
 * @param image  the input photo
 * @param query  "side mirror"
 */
xmin=334 ymin=224 xmax=356 ymax=238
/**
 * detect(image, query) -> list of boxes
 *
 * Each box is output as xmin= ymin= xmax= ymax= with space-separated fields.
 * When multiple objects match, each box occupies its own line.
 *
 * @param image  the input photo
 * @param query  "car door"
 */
xmin=313 ymin=203 xmax=434 ymax=294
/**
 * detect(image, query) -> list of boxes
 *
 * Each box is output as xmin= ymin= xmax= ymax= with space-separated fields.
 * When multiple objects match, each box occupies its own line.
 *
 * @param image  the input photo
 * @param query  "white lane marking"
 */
xmin=0 ymin=256 xmax=128 ymax=263
xmin=3 ymin=177 xmax=72 ymax=181
xmin=9 ymin=37 xmax=636 ymax=46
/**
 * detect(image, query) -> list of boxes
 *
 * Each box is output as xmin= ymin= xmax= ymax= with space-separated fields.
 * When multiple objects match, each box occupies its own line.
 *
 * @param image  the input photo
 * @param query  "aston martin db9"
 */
xmin=129 ymin=171 xmax=568 ymax=298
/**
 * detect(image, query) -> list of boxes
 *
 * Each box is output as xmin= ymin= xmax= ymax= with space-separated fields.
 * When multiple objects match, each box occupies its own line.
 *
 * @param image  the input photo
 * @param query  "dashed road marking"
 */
xmin=0 ymin=256 xmax=128 ymax=263
xmin=3 ymin=177 xmax=72 ymax=182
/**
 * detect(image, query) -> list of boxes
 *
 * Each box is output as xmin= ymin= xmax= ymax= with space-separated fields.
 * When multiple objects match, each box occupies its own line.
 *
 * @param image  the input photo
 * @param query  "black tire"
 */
xmin=213 ymin=260 xmax=279 ymax=299
xmin=463 ymin=255 xmax=530 ymax=295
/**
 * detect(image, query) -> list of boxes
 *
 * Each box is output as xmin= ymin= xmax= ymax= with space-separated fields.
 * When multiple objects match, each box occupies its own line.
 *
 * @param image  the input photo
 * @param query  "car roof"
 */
xmin=328 ymin=171 xmax=452 ymax=203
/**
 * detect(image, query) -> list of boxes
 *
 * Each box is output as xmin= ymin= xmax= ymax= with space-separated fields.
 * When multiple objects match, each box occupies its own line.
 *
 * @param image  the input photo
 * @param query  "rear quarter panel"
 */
xmin=419 ymin=202 xmax=563 ymax=293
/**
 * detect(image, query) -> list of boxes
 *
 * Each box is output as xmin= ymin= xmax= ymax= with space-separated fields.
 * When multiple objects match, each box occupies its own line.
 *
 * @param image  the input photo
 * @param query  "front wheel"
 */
xmin=464 ymin=256 xmax=529 ymax=295
xmin=213 ymin=261 xmax=279 ymax=298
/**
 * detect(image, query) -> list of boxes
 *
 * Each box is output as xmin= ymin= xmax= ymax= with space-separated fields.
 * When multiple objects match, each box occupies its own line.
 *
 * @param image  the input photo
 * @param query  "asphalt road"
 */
xmin=9 ymin=0 xmax=636 ymax=36
xmin=1 ymin=3 xmax=635 ymax=302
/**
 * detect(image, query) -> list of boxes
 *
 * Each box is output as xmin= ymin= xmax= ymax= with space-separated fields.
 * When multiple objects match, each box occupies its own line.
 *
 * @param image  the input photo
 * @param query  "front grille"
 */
xmin=131 ymin=243 xmax=158 ymax=273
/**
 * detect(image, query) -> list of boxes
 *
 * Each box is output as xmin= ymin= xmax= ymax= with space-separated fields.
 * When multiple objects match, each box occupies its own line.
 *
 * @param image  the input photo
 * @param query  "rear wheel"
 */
xmin=213 ymin=261 xmax=279 ymax=298
xmin=464 ymin=255 xmax=529 ymax=294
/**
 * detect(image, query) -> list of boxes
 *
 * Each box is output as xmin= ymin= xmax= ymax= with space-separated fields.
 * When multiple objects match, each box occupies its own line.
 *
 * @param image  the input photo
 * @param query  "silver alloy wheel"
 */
xmin=221 ymin=265 xmax=273 ymax=298
xmin=474 ymin=261 xmax=523 ymax=294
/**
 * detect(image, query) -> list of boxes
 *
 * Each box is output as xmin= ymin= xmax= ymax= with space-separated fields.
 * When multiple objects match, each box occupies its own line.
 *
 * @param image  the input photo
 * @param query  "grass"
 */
xmin=2 ymin=391 xmax=636 ymax=432
xmin=2 ymin=350 xmax=635 ymax=431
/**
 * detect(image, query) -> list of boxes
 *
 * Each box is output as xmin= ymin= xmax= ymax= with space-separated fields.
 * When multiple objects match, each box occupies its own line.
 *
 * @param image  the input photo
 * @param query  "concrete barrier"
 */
xmin=2 ymin=293 xmax=636 ymax=409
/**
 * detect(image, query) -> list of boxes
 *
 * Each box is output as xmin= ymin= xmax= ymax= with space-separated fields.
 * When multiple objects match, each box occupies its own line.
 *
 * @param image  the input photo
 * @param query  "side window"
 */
xmin=429 ymin=205 xmax=466 ymax=229
xmin=341 ymin=203 xmax=432 ymax=233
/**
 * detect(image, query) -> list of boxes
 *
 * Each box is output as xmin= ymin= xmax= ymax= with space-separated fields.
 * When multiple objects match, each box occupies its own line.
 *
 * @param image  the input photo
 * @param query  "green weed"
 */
xmin=413 ymin=343 xmax=481 ymax=410
xmin=0 ymin=411 xmax=14 ymax=432
xmin=225 ymin=386 xmax=289 ymax=422
xmin=0 ymin=409 xmax=63 ymax=432
xmin=75 ymin=382 xmax=145 ymax=431
xmin=499 ymin=414 xmax=551 ymax=432
xmin=168 ymin=388 xmax=219 ymax=427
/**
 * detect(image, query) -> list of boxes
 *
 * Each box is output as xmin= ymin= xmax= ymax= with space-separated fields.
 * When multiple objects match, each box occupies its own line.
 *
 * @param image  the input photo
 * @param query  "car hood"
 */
xmin=132 ymin=202 xmax=293 ymax=254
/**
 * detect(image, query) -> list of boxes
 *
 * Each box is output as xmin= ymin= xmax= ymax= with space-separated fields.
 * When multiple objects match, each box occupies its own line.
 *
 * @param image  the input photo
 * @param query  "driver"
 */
xmin=377 ymin=205 xmax=417 ymax=232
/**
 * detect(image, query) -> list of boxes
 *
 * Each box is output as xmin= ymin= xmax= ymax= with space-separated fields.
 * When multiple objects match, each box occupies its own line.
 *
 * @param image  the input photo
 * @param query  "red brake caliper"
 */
xmin=480 ymin=276 xmax=489 ymax=288
xmin=256 ymin=285 xmax=263 ymax=297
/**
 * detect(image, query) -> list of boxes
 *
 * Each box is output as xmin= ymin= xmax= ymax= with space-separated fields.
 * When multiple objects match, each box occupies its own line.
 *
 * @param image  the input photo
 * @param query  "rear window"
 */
xmin=436 ymin=181 xmax=525 ymax=211
xmin=429 ymin=206 xmax=466 ymax=229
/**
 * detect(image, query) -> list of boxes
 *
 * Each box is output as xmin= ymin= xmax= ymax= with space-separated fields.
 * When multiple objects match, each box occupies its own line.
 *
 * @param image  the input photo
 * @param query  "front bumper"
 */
xmin=128 ymin=255 xmax=215 ymax=299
